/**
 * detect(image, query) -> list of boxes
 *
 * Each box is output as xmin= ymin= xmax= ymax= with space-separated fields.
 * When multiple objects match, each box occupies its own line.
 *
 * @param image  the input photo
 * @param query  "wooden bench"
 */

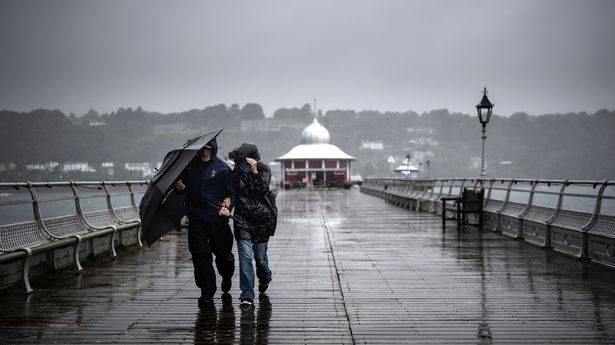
xmin=436 ymin=179 xmax=461 ymax=216
xmin=442 ymin=188 xmax=484 ymax=230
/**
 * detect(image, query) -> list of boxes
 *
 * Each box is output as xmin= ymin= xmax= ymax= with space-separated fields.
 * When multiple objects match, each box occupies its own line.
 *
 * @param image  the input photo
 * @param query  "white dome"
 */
xmin=300 ymin=118 xmax=330 ymax=144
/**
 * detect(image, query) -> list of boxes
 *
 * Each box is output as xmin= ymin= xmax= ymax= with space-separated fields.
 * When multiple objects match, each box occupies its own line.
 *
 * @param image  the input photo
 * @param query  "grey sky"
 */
xmin=1 ymin=0 xmax=614 ymax=117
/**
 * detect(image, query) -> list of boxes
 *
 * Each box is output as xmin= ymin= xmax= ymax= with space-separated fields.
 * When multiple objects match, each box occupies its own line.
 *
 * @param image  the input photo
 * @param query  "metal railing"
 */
xmin=361 ymin=177 xmax=615 ymax=269
xmin=0 ymin=180 xmax=147 ymax=293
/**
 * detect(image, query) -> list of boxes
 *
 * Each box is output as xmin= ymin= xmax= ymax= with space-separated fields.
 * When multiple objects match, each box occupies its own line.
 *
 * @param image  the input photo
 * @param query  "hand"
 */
xmin=221 ymin=197 xmax=231 ymax=208
xmin=176 ymin=179 xmax=186 ymax=191
xmin=245 ymin=157 xmax=258 ymax=173
xmin=218 ymin=206 xmax=230 ymax=217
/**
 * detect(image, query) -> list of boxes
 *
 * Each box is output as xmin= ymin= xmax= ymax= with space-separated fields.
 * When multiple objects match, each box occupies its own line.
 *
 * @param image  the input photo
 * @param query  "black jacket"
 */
xmin=179 ymin=137 xmax=234 ymax=222
xmin=230 ymin=140 xmax=278 ymax=243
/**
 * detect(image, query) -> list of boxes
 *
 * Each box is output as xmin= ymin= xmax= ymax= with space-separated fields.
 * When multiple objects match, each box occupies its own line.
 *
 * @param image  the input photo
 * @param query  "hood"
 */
xmin=203 ymin=136 xmax=219 ymax=158
xmin=236 ymin=142 xmax=260 ymax=161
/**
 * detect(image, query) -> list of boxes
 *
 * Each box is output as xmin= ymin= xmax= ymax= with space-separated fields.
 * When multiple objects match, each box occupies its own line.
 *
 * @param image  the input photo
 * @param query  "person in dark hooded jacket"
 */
xmin=176 ymin=136 xmax=235 ymax=307
xmin=229 ymin=142 xmax=276 ymax=307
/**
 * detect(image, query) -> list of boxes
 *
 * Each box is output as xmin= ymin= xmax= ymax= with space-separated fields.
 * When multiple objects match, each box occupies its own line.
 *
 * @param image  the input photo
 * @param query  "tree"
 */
xmin=241 ymin=103 xmax=265 ymax=120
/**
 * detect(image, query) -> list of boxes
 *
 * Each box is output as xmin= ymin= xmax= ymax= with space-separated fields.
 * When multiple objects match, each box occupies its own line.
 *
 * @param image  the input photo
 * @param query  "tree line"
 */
xmin=0 ymin=105 xmax=613 ymax=181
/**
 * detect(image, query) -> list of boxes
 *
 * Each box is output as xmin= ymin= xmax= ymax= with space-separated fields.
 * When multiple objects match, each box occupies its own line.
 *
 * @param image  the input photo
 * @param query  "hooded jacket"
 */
xmin=231 ymin=143 xmax=277 ymax=243
xmin=179 ymin=137 xmax=234 ymax=222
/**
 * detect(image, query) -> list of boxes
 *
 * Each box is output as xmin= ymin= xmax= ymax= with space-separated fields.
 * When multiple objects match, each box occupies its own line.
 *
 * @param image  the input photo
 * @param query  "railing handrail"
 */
xmin=1 ymin=180 xmax=148 ymax=228
xmin=362 ymin=177 xmax=614 ymax=218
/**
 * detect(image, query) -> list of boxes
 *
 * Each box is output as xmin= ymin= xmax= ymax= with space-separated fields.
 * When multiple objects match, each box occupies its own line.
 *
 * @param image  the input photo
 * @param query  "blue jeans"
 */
xmin=237 ymin=240 xmax=272 ymax=300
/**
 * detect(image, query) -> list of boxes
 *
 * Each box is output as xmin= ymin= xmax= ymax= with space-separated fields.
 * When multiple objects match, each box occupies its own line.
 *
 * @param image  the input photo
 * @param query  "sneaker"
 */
xmin=221 ymin=276 xmax=232 ymax=293
xmin=198 ymin=296 xmax=213 ymax=308
xmin=239 ymin=297 xmax=253 ymax=308
xmin=258 ymin=284 xmax=269 ymax=294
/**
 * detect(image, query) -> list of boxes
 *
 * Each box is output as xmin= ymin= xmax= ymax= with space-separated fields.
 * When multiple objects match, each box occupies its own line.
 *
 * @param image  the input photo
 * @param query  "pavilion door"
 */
xmin=312 ymin=172 xmax=324 ymax=186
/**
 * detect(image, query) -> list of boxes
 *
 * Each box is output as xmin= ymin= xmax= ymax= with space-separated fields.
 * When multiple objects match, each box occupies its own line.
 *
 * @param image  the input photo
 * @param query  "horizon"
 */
xmin=3 ymin=103 xmax=614 ymax=119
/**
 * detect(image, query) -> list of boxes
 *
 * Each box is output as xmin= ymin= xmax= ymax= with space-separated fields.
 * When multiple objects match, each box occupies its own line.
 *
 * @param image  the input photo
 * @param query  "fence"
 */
xmin=361 ymin=178 xmax=615 ymax=269
xmin=0 ymin=180 xmax=147 ymax=292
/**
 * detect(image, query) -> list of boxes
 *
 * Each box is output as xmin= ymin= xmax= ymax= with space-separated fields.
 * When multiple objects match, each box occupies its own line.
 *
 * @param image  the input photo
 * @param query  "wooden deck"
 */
xmin=1 ymin=189 xmax=615 ymax=344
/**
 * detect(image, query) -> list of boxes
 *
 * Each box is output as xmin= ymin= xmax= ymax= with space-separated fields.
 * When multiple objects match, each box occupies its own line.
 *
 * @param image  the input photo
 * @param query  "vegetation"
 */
xmin=0 ymin=105 xmax=613 ymax=181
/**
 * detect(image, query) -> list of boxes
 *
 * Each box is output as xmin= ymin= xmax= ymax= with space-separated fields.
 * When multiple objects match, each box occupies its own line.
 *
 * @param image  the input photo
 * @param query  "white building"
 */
xmin=276 ymin=118 xmax=354 ymax=187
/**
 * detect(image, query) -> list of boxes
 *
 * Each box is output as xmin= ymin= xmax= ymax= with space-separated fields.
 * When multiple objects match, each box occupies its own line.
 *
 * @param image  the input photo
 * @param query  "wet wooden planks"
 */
xmin=0 ymin=189 xmax=614 ymax=344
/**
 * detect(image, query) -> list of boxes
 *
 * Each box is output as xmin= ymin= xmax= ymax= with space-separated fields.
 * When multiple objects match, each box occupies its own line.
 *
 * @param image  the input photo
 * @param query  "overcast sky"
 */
xmin=1 ymin=0 xmax=614 ymax=117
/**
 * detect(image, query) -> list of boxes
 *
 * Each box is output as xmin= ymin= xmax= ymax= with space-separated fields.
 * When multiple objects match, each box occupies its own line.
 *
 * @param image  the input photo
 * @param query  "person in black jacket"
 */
xmin=229 ymin=143 xmax=276 ymax=308
xmin=176 ymin=136 xmax=235 ymax=307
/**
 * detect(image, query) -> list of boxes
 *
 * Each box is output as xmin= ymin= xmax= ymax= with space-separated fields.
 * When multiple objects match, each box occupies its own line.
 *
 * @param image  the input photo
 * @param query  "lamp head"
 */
xmin=476 ymin=87 xmax=494 ymax=125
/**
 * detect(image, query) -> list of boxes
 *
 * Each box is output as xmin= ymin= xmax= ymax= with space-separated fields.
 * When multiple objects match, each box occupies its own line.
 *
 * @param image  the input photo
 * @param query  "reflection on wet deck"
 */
xmin=1 ymin=189 xmax=615 ymax=344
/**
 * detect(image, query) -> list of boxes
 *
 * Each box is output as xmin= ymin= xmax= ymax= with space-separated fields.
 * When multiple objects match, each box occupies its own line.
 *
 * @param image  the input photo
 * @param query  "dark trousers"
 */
xmin=188 ymin=217 xmax=235 ymax=297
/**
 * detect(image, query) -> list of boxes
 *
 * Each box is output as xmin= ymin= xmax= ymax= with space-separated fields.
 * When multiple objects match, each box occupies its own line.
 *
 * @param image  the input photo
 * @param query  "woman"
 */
xmin=230 ymin=143 xmax=277 ymax=307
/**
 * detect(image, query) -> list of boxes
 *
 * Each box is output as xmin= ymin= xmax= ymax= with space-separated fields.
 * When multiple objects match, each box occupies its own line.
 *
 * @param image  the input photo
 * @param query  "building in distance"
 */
xmin=276 ymin=118 xmax=354 ymax=188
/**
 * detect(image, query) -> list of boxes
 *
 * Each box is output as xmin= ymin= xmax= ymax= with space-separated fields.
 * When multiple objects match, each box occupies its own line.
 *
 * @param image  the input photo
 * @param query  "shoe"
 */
xmin=258 ymin=284 xmax=269 ymax=294
xmin=198 ymin=296 xmax=213 ymax=308
xmin=258 ymin=293 xmax=270 ymax=304
xmin=221 ymin=276 xmax=232 ymax=293
xmin=221 ymin=292 xmax=233 ymax=305
xmin=239 ymin=297 xmax=253 ymax=308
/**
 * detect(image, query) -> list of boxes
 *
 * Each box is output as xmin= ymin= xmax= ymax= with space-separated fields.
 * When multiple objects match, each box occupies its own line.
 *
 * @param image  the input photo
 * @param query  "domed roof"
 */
xmin=276 ymin=118 xmax=354 ymax=161
xmin=300 ymin=118 xmax=330 ymax=144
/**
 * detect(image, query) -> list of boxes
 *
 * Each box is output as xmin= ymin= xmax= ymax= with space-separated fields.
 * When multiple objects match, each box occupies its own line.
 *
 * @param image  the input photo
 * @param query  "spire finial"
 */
xmin=313 ymin=97 xmax=317 ymax=119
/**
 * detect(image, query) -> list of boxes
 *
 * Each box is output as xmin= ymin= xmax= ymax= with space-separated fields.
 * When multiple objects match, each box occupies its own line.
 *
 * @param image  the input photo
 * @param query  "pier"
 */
xmin=2 ymin=189 xmax=615 ymax=344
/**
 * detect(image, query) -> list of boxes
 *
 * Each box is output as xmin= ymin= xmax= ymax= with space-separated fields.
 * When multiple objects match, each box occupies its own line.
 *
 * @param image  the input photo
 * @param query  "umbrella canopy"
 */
xmin=139 ymin=129 xmax=223 ymax=246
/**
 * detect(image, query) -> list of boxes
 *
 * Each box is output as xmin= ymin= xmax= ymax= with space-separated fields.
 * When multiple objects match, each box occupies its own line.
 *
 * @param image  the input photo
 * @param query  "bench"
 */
xmin=0 ymin=183 xmax=79 ymax=293
xmin=519 ymin=181 xmax=563 ymax=247
xmin=370 ymin=179 xmax=387 ymax=199
xmin=547 ymin=181 xmax=603 ymax=258
xmin=387 ymin=180 xmax=407 ymax=208
xmin=481 ymin=179 xmax=509 ymax=231
xmin=0 ymin=181 xmax=144 ymax=293
xmin=408 ymin=180 xmax=432 ymax=211
xmin=416 ymin=180 xmax=438 ymax=212
xmin=497 ymin=180 xmax=533 ymax=239
xmin=442 ymin=187 xmax=484 ymax=230
xmin=362 ymin=177 xmax=615 ymax=270
xmin=436 ymin=179 xmax=461 ymax=216
xmin=103 ymin=181 xmax=145 ymax=247
xmin=585 ymin=182 xmax=615 ymax=267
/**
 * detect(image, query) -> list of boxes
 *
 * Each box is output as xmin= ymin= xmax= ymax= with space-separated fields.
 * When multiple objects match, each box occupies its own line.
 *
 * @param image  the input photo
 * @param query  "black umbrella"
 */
xmin=139 ymin=129 xmax=223 ymax=246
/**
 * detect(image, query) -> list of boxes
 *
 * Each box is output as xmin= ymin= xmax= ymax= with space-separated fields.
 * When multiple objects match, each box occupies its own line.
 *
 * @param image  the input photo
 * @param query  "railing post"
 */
xmin=546 ymin=180 xmax=569 ymax=225
xmin=519 ymin=179 xmax=540 ymax=219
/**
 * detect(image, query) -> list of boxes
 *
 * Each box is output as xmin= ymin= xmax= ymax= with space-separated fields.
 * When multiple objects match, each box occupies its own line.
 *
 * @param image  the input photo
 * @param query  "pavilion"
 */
xmin=276 ymin=118 xmax=354 ymax=188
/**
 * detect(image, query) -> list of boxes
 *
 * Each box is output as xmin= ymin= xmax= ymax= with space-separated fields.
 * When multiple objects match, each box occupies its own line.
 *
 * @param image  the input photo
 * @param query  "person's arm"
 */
xmin=245 ymin=158 xmax=270 ymax=194
xmin=218 ymin=169 xmax=235 ymax=217
xmin=176 ymin=164 xmax=190 ymax=191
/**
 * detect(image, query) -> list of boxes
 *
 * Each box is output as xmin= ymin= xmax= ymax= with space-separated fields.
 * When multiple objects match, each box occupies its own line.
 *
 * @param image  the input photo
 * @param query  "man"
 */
xmin=176 ymin=136 xmax=235 ymax=307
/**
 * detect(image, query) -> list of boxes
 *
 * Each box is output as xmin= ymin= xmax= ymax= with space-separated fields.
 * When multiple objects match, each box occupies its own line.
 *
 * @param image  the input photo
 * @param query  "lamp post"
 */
xmin=476 ymin=87 xmax=494 ymax=177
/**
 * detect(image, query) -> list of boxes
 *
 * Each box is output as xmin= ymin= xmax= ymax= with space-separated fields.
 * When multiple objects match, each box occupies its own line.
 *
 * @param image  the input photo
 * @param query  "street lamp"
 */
xmin=476 ymin=87 xmax=494 ymax=177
